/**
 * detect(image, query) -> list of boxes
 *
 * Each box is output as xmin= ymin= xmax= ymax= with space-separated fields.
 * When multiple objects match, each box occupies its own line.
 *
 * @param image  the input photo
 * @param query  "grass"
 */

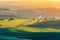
xmin=0 ymin=18 xmax=27 ymax=28
xmin=15 ymin=26 xmax=60 ymax=32
xmin=0 ymin=18 xmax=60 ymax=32
xmin=0 ymin=18 xmax=60 ymax=40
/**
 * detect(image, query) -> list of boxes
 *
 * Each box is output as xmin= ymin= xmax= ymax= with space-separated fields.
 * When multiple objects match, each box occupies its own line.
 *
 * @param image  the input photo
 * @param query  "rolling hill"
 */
xmin=27 ymin=20 xmax=60 ymax=29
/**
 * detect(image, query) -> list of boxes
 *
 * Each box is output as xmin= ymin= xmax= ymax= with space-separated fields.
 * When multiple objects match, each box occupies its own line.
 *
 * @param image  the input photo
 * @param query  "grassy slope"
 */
xmin=0 ymin=19 xmax=60 ymax=32
xmin=0 ymin=18 xmax=27 ymax=28
xmin=28 ymin=20 xmax=60 ymax=29
xmin=0 ymin=19 xmax=60 ymax=40
xmin=1 ymin=28 xmax=60 ymax=40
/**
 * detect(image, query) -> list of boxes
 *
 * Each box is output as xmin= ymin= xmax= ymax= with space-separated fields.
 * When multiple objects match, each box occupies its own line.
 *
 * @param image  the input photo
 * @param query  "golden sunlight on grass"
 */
xmin=0 ymin=19 xmax=27 ymax=28
xmin=16 ymin=26 xmax=60 ymax=32
xmin=0 ymin=18 xmax=60 ymax=32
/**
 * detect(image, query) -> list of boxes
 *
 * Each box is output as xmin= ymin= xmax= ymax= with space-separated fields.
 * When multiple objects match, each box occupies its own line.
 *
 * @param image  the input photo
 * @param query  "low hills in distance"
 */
xmin=0 ymin=8 xmax=60 ymax=18
xmin=27 ymin=20 xmax=60 ymax=29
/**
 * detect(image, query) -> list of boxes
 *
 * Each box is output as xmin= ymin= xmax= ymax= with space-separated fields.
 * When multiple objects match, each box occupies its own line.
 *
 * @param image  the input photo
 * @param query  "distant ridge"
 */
xmin=0 ymin=8 xmax=11 ymax=11
xmin=28 ymin=20 xmax=60 ymax=29
xmin=0 ymin=9 xmax=17 ymax=17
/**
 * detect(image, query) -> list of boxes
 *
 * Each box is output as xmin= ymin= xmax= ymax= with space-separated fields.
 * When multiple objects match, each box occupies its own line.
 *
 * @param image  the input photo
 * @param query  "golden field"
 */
xmin=0 ymin=18 xmax=60 ymax=32
xmin=0 ymin=18 xmax=27 ymax=28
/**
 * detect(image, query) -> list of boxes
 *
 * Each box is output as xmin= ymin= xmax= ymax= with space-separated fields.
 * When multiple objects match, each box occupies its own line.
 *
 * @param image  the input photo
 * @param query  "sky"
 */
xmin=0 ymin=0 xmax=60 ymax=9
xmin=0 ymin=0 xmax=60 ymax=17
xmin=0 ymin=0 xmax=60 ymax=1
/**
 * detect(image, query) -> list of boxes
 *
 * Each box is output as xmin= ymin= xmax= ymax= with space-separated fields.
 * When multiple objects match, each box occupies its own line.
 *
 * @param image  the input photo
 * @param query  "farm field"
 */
xmin=0 ymin=18 xmax=60 ymax=40
xmin=0 ymin=18 xmax=60 ymax=32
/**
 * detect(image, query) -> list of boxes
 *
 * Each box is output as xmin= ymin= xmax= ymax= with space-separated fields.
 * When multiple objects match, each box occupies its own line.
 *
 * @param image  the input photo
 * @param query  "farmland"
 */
xmin=0 ymin=18 xmax=60 ymax=32
xmin=0 ymin=18 xmax=60 ymax=40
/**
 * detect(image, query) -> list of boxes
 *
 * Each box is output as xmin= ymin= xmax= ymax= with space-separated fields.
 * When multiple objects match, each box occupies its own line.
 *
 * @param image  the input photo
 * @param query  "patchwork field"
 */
xmin=0 ymin=18 xmax=27 ymax=28
xmin=0 ymin=18 xmax=60 ymax=40
xmin=0 ymin=18 xmax=60 ymax=32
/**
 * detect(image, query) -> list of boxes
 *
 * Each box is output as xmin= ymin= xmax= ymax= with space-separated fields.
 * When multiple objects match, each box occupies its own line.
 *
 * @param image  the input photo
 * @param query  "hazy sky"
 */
xmin=0 ymin=0 xmax=60 ymax=17
xmin=0 ymin=0 xmax=60 ymax=9
xmin=0 ymin=0 xmax=60 ymax=1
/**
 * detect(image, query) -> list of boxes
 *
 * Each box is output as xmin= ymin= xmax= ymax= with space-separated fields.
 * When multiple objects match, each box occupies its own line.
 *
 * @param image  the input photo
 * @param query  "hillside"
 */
xmin=15 ymin=8 xmax=60 ymax=18
xmin=0 ymin=8 xmax=60 ymax=18
xmin=0 ymin=19 xmax=60 ymax=40
xmin=27 ymin=20 xmax=60 ymax=29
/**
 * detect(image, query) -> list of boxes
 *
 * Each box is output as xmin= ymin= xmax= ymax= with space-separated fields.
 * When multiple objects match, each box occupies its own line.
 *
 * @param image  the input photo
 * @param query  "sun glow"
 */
xmin=53 ymin=0 xmax=58 ymax=1
xmin=0 ymin=0 xmax=60 ymax=1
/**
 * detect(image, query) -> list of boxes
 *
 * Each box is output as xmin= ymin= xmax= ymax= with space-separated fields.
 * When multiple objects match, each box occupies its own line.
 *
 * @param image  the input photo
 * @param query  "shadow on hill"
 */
xmin=0 ymin=28 xmax=60 ymax=40
xmin=27 ymin=20 xmax=60 ymax=29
